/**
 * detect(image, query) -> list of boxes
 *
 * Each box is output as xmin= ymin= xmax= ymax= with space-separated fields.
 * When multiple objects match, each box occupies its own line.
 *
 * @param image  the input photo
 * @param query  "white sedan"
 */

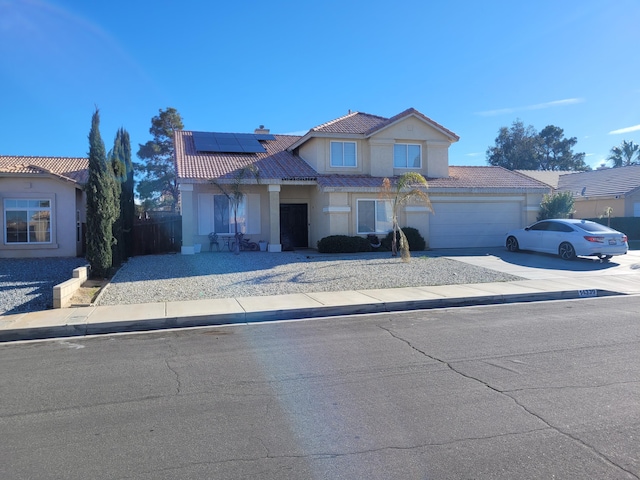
xmin=505 ymin=219 xmax=628 ymax=261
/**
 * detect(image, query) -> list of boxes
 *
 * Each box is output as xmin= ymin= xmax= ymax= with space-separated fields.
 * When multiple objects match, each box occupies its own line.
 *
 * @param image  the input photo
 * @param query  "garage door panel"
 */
xmin=430 ymin=201 xmax=521 ymax=248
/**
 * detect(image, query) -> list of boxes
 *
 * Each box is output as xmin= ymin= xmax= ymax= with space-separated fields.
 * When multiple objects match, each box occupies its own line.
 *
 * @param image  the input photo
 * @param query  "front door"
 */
xmin=280 ymin=204 xmax=308 ymax=250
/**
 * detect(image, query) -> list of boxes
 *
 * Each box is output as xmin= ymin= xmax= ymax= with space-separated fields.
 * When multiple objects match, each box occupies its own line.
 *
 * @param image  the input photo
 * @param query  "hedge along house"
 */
xmin=174 ymin=108 xmax=550 ymax=254
xmin=0 ymin=156 xmax=88 ymax=258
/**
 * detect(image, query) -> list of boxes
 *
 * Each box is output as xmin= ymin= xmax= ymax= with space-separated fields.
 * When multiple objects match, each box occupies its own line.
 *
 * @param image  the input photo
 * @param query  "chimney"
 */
xmin=254 ymin=125 xmax=270 ymax=134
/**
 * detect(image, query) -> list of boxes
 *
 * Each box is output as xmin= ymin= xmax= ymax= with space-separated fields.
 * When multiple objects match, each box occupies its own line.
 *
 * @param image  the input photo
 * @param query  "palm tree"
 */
xmin=211 ymin=165 xmax=260 ymax=254
xmin=380 ymin=172 xmax=432 ymax=262
xmin=607 ymin=140 xmax=640 ymax=167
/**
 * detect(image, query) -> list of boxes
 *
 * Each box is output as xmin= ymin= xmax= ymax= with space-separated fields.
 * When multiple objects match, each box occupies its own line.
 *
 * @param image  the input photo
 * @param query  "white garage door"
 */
xmin=429 ymin=200 xmax=522 ymax=248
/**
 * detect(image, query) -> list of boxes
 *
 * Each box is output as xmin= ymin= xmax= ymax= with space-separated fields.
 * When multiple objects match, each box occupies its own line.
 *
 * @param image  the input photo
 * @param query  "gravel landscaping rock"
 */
xmin=0 ymin=257 xmax=89 ymax=315
xmin=96 ymin=251 xmax=523 ymax=306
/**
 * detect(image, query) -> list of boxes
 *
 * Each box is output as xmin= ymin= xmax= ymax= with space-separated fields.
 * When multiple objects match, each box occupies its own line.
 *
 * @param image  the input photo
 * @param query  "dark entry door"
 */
xmin=280 ymin=204 xmax=308 ymax=250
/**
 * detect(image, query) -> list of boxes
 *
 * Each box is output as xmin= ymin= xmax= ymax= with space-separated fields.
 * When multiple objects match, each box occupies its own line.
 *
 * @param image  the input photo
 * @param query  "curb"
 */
xmin=0 ymin=289 xmax=624 ymax=343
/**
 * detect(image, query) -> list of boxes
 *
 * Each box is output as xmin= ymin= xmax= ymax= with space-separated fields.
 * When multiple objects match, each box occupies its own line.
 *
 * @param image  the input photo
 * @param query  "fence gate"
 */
xmin=132 ymin=216 xmax=182 ymax=256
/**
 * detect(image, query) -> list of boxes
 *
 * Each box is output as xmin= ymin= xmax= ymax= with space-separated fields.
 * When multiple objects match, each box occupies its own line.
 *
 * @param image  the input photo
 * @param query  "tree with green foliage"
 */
xmin=487 ymin=120 xmax=588 ymax=171
xmin=136 ymin=107 xmax=184 ymax=212
xmin=210 ymin=165 xmax=260 ymax=254
xmin=380 ymin=172 xmax=432 ymax=262
xmin=109 ymin=128 xmax=133 ymax=265
xmin=607 ymin=140 xmax=639 ymax=167
xmin=537 ymin=191 xmax=575 ymax=220
xmin=538 ymin=125 xmax=589 ymax=171
xmin=86 ymin=108 xmax=118 ymax=278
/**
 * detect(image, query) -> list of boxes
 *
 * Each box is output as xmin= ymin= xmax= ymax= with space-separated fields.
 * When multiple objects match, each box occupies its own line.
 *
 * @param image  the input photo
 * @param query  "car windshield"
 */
xmin=576 ymin=221 xmax=615 ymax=233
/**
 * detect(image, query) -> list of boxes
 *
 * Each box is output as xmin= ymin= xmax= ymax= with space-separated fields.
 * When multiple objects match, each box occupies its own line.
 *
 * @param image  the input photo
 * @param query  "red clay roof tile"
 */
xmin=0 ymin=156 xmax=88 ymax=184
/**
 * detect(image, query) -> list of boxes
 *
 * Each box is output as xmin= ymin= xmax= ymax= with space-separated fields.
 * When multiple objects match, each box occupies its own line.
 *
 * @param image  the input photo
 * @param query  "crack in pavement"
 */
xmin=378 ymin=324 xmax=640 ymax=479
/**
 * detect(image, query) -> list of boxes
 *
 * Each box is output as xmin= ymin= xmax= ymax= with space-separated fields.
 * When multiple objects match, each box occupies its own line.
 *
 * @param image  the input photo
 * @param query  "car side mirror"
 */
xmin=524 ymin=227 xmax=530 ymax=231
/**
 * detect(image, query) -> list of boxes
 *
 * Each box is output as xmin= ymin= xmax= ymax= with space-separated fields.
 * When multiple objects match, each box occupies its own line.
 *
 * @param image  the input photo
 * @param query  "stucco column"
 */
xmin=180 ymin=183 xmax=195 ymax=255
xmin=268 ymin=184 xmax=282 ymax=252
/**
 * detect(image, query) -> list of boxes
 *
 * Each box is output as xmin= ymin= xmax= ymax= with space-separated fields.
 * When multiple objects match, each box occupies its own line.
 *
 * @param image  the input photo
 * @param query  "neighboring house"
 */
xmin=554 ymin=165 xmax=640 ymax=218
xmin=174 ymin=108 xmax=550 ymax=253
xmin=0 ymin=156 xmax=88 ymax=258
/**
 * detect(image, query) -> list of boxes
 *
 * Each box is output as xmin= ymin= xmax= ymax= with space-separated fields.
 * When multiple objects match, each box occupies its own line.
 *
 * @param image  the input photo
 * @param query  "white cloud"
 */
xmin=465 ymin=152 xmax=483 ymax=157
xmin=476 ymin=98 xmax=585 ymax=117
xmin=608 ymin=124 xmax=640 ymax=135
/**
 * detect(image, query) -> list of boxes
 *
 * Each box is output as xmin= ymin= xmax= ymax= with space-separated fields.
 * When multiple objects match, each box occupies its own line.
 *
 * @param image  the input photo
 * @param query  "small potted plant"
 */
xmin=258 ymin=240 xmax=268 ymax=251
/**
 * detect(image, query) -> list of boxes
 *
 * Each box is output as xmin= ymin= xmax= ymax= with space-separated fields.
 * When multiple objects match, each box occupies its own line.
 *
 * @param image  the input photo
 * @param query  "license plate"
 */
xmin=609 ymin=239 xmax=616 ymax=245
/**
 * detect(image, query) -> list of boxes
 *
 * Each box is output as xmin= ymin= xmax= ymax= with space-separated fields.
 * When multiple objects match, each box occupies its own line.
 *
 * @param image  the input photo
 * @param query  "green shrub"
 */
xmin=380 ymin=227 xmax=426 ymax=251
xmin=317 ymin=235 xmax=372 ymax=253
xmin=538 ymin=191 xmax=574 ymax=220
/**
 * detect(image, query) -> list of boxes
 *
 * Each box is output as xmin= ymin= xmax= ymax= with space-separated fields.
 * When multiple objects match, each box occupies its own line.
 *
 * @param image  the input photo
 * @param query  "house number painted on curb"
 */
xmin=578 ymin=289 xmax=598 ymax=297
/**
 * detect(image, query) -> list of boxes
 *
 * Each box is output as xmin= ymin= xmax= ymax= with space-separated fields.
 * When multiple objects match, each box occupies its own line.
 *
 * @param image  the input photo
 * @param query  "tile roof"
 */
xmin=310 ymin=111 xmax=388 ymax=134
xmin=316 ymin=167 xmax=550 ymax=191
xmin=0 ymin=155 xmax=88 ymax=184
xmin=516 ymin=170 xmax=578 ymax=189
xmin=557 ymin=165 xmax=640 ymax=197
xmin=175 ymin=131 xmax=317 ymax=182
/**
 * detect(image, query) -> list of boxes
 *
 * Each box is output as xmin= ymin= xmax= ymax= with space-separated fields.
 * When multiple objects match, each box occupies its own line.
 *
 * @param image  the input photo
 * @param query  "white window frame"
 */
xmin=356 ymin=199 xmax=393 ymax=234
xmin=330 ymin=141 xmax=357 ymax=167
xmin=393 ymin=143 xmax=422 ymax=168
xmin=3 ymin=198 xmax=52 ymax=244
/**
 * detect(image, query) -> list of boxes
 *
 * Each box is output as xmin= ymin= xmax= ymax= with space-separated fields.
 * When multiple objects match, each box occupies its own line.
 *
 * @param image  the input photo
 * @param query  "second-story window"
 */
xmin=330 ymin=141 xmax=357 ymax=167
xmin=394 ymin=144 xmax=421 ymax=168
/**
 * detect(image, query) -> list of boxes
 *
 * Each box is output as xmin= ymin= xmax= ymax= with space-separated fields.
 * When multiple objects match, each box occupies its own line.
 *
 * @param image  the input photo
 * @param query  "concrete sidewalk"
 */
xmin=2 ymin=249 xmax=640 ymax=343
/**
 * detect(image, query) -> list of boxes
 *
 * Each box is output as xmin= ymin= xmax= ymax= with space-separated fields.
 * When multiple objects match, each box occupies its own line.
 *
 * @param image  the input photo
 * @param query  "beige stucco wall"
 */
xmin=0 ymin=176 xmax=82 ymax=258
xmin=573 ymin=197 xmax=626 ymax=219
xmin=296 ymin=117 xmax=454 ymax=180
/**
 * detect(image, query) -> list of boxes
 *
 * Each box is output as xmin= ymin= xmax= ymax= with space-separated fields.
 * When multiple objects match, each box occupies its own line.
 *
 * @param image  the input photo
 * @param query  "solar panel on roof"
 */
xmin=254 ymin=133 xmax=276 ymax=141
xmin=192 ymin=131 xmax=268 ymax=154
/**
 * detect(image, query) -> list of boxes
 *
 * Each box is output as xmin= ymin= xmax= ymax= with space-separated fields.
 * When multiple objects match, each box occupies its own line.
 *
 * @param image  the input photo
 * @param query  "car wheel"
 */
xmin=559 ymin=242 xmax=576 ymax=260
xmin=600 ymin=254 xmax=612 ymax=262
xmin=506 ymin=236 xmax=519 ymax=252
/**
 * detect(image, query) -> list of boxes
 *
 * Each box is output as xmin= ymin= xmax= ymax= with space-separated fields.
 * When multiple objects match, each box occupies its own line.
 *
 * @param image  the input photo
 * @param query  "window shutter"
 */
xmin=198 ymin=194 xmax=214 ymax=235
xmin=246 ymin=194 xmax=261 ymax=234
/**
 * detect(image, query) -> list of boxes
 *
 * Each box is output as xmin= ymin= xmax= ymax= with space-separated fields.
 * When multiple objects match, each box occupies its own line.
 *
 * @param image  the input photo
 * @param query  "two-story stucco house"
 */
xmin=174 ymin=108 xmax=549 ymax=254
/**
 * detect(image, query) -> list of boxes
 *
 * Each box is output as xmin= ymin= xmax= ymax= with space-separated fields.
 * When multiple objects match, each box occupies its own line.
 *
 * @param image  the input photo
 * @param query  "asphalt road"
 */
xmin=1 ymin=297 xmax=639 ymax=480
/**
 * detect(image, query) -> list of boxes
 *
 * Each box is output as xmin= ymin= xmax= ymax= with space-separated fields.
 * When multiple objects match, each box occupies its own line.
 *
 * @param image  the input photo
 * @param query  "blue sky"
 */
xmin=1 ymin=0 xmax=639 ymax=169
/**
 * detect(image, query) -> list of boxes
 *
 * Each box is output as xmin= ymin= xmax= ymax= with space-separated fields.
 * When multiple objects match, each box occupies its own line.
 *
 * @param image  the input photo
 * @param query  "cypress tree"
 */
xmin=120 ymin=129 xmax=135 ymax=259
xmin=86 ymin=108 xmax=117 ymax=278
xmin=109 ymin=138 xmax=124 ymax=268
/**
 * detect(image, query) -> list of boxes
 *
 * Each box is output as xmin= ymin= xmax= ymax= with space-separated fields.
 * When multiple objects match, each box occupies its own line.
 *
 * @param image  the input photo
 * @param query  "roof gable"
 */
xmin=287 ymin=108 xmax=459 ymax=151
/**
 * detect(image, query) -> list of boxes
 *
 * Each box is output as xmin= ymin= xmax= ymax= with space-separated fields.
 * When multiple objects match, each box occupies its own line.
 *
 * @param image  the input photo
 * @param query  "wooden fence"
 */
xmin=132 ymin=215 xmax=182 ymax=256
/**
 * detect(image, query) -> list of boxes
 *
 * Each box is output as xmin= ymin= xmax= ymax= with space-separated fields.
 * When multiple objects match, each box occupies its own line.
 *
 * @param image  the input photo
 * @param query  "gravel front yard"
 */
xmin=0 ymin=251 xmax=523 ymax=314
xmin=96 ymin=251 xmax=522 ymax=306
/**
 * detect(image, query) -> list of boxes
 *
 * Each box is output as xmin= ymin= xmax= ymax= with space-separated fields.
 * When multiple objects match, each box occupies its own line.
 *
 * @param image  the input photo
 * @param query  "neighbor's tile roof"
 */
xmin=175 ymin=131 xmax=317 ymax=181
xmin=316 ymin=167 xmax=550 ymax=190
xmin=0 ymin=155 xmax=88 ymax=184
xmin=516 ymin=170 xmax=578 ymax=189
xmin=308 ymin=107 xmax=459 ymax=141
xmin=557 ymin=165 xmax=640 ymax=197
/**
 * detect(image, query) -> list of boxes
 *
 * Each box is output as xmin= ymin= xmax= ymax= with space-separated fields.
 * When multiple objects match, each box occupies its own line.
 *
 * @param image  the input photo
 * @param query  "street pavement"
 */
xmin=2 ymin=297 xmax=639 ymax=479
xmin=1 ymin=248 xmax=640 ymax=342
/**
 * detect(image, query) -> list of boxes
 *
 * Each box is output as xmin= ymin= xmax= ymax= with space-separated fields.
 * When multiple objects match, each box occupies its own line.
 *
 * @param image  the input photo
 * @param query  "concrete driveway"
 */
xmin=435 ymin=247 xmax=640 ymax=280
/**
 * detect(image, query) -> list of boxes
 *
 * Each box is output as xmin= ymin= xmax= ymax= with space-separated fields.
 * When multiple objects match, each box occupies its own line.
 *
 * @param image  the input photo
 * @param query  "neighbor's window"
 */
xmin=394 ymin=143 xmax=421 ymax=168
xmin=4 ymin=199 xmax=51 ymax=243
xmin=330 ymin=141 xmax=357 ymax=167
xmin=357 ymin=199 xmax=392 ymax=234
